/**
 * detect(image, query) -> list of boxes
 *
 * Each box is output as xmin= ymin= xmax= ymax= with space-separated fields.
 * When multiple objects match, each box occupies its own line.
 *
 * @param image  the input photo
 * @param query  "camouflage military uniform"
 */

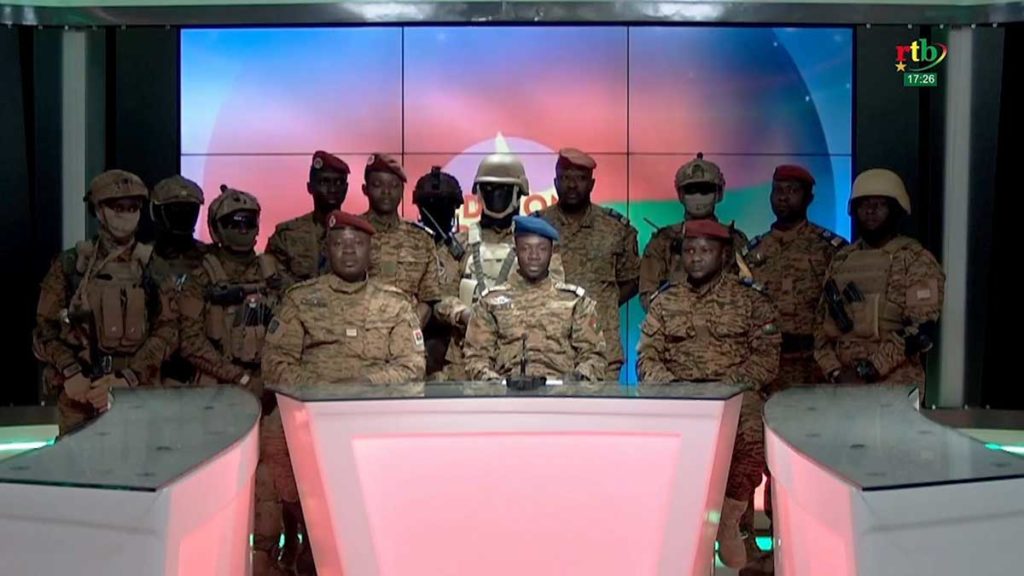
xmin=263 ymin=275 xmax=426 ymax=385
xmin=266 ymin=212 xmax=328 ymax=286
xmin=178 ymin=247 xmax=285 ymax=573
xmin=814 ymin=237 xmax=945 ymax=385
xmin=537 ymin=204 xmax=639 ymax=381
xmin=362 ymin=212 xmax=442 ymax=307
xmin=462 ymin=273 xmax=607 ymax=381
xmin=33 ymin=239 xmax=177 ymax=433
xmin=639 ymin=220 xmax=750 ymax=306
xmin=637 ymin=274 xmax=780 ymax=502
xmin=425 ymin=230 xmax=468 ymax=380
xmin=747 ymin=221 xmax=846 ymax=392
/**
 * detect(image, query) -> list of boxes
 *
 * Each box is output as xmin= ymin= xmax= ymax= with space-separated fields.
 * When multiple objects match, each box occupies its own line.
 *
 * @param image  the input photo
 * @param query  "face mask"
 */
xmin=220 ymin=228 xmax=258 ymax=252
xmin=155 ymin=203 xmax=200 ymax=236
xmin=99 ymin=206 xmax=140 ymax=242
xmin=682 ymin=192 xmax=718 ymax=218
xmin=481 ymin=186 xmax=518 ymax=219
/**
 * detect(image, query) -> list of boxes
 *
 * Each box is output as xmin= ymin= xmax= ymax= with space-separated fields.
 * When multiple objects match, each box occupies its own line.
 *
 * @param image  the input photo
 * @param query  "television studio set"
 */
xmin=0 ymin=0 xmax=1021 ymax=574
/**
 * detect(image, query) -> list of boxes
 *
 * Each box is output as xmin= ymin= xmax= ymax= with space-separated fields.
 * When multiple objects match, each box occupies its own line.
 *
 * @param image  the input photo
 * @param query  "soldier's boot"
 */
xmin=254 ymin=550 xmax=291 ymax=576
xmin=279 ymin=502 xmax=301 ymax=572
xmin=717 ymin=497 xmax=749 ymax=568
xmin=739 ymin=552 xmax=775 ymax=575
xmin=296 ymin=543 xmax=317 ymax=576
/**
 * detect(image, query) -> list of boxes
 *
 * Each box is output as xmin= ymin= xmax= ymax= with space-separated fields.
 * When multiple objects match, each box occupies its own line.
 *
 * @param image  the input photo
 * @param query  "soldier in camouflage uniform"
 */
xmin=434 ymin=154 xmax=565 ymax=377
xmin=33 ymin=170 xmax=177 ymax=434
xmin=741 ymin=165 xmax=846 ymax=575
xmin=815 ymin=169 xmax=945 ymax=390
xmin=463 ymin=216 xmax=607 ymax=383
xmin=639 ymin=153 xmax=751 ymax=311
xmin=636 ymin=219 xmax=780 ymax=569
xmin=412 ymin=167 xmax=469 ymax=379
xmin=262 ymin=211 xmax=425 ymax=575
xmin=535 ymin=148 xmax=640 ymax=382
xmin=148 ymin=175 xmax=210 ymax=385
xmin=267 ymin=151 xmax=350 ymax=286
xmin=360 ymin=153 xmax=441 ymax=328
xmin=747 ymin=165 xmax=846 ymax=392
xmin=176 ymin=186 xmax=290 ymax=575
xmin=262 ymin=209 xmax=426 ymax=384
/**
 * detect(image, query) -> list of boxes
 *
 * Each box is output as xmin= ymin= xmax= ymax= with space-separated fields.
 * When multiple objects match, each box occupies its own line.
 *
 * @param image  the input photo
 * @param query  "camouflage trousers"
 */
xmin=255 ymin=408 xmax=301 ymax=568
xmin=725 ymin=391 xmax=765 ymax=501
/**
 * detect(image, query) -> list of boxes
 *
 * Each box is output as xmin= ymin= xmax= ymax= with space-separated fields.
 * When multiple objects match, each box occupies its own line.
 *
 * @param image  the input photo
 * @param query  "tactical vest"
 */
xmin=65 ymin=240 xmax=154 ymax=354
xmin=459 ymin=223 xmax=518 ymax=306
xmin=824 ymin=237 xmax=913 ymax=340
xmin=201 ymin=254 xmax=281 ymax=364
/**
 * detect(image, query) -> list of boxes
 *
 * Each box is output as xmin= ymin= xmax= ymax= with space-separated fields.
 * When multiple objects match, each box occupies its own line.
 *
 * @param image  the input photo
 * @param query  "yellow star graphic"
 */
xmin=896 ymin=62 xmax=907 ymax=72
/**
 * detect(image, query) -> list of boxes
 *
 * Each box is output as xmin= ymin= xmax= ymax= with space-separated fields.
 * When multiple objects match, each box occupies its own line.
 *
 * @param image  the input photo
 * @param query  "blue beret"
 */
xmin=513 ymin=215 xmax=560 ymax=242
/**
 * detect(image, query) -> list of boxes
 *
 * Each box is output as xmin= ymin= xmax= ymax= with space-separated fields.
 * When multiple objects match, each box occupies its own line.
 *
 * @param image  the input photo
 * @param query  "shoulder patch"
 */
xmin=555 ymin=282 xmax=586 ymax=297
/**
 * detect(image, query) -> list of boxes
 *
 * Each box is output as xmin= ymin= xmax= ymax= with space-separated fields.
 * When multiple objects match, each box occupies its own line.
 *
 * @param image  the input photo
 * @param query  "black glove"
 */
xmin=903 ymin=321 xmax=937 ymax=357
xmin=854 ymin=359 xmax=880 ymax=383
xmin=507 ymin=375 xmax=547 ymax=391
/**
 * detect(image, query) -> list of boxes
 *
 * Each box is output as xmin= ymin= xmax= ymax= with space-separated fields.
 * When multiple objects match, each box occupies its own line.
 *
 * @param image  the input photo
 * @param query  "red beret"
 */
xmin=683 ymin=219 xmax=731 ymax=240
xmin=311 ymin=151 xmax=350 ymax=175
xmin=773 ymin=164 xmax=815 ymax=186
xmin=556 ymin=148 xmax=597 ymax=171
xmin=326 ymin=210 xmax=375 ymax=235
xmin=365 ymin=153 xmax=407 ymax=183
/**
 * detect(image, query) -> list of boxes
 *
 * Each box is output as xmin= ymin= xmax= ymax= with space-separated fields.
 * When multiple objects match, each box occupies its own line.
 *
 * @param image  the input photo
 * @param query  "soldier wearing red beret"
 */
xmin=360 ymin=153 xmax=441 ymax=330
xmin=535 ymin=147 xmax=640 ymax=381
xmin=266 ymin=151 xmax=351 ymax=287
xmin=637 ymin=214 xmax=780 ymax=570
xmin=740 ymin=164 xmax=847 ymax=574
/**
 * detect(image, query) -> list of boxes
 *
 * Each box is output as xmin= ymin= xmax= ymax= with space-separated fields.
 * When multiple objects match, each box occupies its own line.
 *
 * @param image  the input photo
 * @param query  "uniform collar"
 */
xmin=326 ymin=274 xmax=369 ymax=294
xmin=553 ymin=203 xmax=597 ymax=229
xmin=685 ymin=271 xmax=728 ymax=297
xmin=770 ymin=219 xmax=809 ymax=241
xmin=510 ymin=271 xmax=553 ymax=291
xmin=364 ymin=211 xmax=401 ymax=232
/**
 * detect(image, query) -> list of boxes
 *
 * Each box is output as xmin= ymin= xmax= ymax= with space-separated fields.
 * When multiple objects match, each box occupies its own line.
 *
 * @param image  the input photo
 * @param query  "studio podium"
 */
xmin=273 ymin=381 xmax=744 ymax=576
xmin=764 ymin=385 xmax=1024 ymax=576
xmin=0 ymin=387 xmax=260 ymax=576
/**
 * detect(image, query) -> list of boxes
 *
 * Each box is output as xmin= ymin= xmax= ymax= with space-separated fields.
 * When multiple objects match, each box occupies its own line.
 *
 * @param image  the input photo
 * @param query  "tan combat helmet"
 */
xmin=473 ymin=153 xmax=530 ymax=195
xmin=849 ymin=168 xmax=911 ymax=215
xmin=86 ymin=170 xmax=148 ymax=205
xmin=152 ymin=175 xmax=205 ymax=206
xmin=207 ymin=185 xmax=261 ymax=244
xmin=674 ymin=152 xmax=726 ymax=190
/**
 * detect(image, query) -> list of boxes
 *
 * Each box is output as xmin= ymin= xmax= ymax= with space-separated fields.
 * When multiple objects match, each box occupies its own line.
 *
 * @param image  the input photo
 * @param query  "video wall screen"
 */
xmin=181 ymin=26 xmax=853 ymax=383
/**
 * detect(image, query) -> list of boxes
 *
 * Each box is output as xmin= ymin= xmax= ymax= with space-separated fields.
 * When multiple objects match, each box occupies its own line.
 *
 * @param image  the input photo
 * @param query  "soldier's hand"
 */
xmin=86 ymin=375 xmax=115 ymax=411
xmin=834 ymin=366 xmax=863 ymax=384
xmin=64 ymin=372 xmax=92 ymax=403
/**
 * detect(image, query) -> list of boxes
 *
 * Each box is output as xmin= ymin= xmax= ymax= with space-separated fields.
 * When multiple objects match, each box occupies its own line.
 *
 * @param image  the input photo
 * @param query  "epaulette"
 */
xmin=649 ymin=281 xmax=675 ymax=304
xmin=374 ymin=281 xmax=410 ymax=298
xmin=739 ymin=276 xmax=767 ymax=294
xmin=284 ymin=276 xmax=321 ymax=295
xmin=408 ymin=220 xmax=435 ymax=237
xmin=599 ymin=205 xmax=628 ymax=224
xmin=555 ymin=282 xmax=586 ymax=297
xmin=480 ymin=284 xmax=511 ymax=299
xmin=821 ymin=227 xmax=848 ymax=248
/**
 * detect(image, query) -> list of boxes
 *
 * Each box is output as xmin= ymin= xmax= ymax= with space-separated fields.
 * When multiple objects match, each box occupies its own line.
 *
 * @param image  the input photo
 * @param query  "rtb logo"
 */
xmin=895 ymin=38 xmax=948 ymax=72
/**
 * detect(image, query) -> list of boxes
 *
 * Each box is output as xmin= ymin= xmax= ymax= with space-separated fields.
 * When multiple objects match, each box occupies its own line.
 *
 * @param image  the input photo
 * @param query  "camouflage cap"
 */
xmin=152 ymin=175 xmax=204 ymax=205
xmin=674 ymin=153 xmax=725 ymax=190
xmin=87 ymin=169 xmax=148 ymax=205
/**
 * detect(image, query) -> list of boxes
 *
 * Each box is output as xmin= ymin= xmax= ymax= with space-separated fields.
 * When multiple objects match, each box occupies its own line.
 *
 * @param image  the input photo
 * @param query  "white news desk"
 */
xmin=0 ymin=387 xmax=260 ymax=576
xmin=765 ymin=385 xmax=1024 ymax=576
xmin=273 ymin=381 xmax=745 ymax=576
